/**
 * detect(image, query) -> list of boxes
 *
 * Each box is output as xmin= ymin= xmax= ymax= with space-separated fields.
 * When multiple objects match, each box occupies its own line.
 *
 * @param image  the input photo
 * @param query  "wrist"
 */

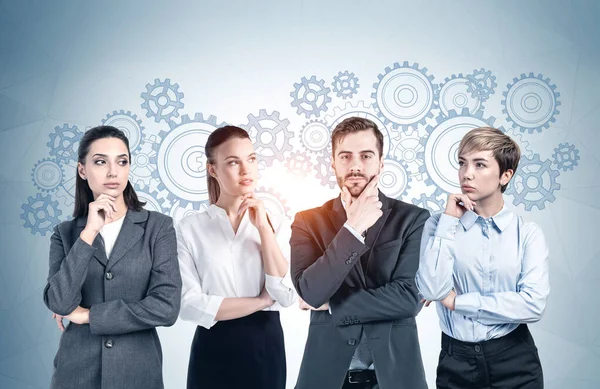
xmin=80 ymin=228 xmax=98 ymax=244
xmin=346 ymin=219 xmax=365 ymax=235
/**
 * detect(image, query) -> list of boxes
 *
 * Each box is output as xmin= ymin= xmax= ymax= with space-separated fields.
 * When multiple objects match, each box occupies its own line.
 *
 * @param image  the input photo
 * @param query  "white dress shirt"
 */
xmin=99 ymin=215 xmax=125 ymax=259
xmin=176 ymin=204 xmax=296 ymax=329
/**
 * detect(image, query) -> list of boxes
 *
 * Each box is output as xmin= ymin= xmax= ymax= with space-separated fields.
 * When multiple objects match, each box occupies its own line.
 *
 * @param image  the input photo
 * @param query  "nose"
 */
xmin=107 ymin=162 xmax=117 ymax=178
xmin=349 ymin=156 xmax=363 ymax=172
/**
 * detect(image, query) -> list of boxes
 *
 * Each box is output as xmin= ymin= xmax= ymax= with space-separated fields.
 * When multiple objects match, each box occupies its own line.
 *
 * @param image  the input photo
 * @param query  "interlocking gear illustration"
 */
xmin=420 ymin=108 xmax=499 ymax=195
xmin=255 ymin=187 xmax=292 ymax=219
xmin=152 ymin=113 xmax=226 ymax=207
xmin=141 ymin=78 xmax=184 ymax=123
xmin=55 ymin=159 xmax=78 ymax=208
xmin=31 ymin=158 xmax=64 ymax=192
xmin=169 ymin=199 xmax=210 ymax=225
xmin=47 ymin=124 xmax=83 ymax=163
xmin=371 ymin=61 xmax=437 ymax=131
xmin=504 ymin=128 xmax=533 ymax=157
xmin=300 ymin=120 xmax=331 ymax=154
xmin=466 ymin=68 xmax=497 ymax=101
xmin=290 ymin=75 xmax=332 ymax=118
xmin=411 ymin=193 xmax=446 ymax=214
xmin=438 ymin=73 xmax=483 ymax=117
xmin=313 ymin=153 xmax=337 ymax=189
xmin=21 ymin=193 xmax=62 ymax=236
xmin=379 ymin=158 xmax=411 ymax=199
xmin=390 ymin=128 xmax=426 ymax=179
xmin=332 ymin=70 xmax=359 ymax=99
xmin=285 ymin=151 xmax=313 ymax=177
xmin=552 ymin=142 xmax=580 ymax=172
xmin=243 ymin=109 xmax=293 ymax=166
xmin=134 ymin=183 xmax=170 ymax=214
xmin=324 ymin=101 xmax=393 ymax=157
xmin=502 ymin=73 xmax=560 ymax=133
xmin=506 ymin=154 xmax=561 ymax=211
xmin=101 ymin=110 xmax=145 ymax=152
xmin=130 ymin=135 xmax=160 ymax=192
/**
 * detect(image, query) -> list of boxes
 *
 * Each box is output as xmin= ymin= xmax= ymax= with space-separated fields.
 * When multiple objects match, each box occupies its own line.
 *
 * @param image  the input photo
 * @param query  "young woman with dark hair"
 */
xmin=176 ymin=125 xmax=296 ymax=389
xmin=44 ymin=125 xmax=182 ymax=389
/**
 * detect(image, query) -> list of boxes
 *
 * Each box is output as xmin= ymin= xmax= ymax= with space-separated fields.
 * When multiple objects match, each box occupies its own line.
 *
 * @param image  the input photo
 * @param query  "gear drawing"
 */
xmin=151 ymin=113 xmax=226 ymax=207
xmin=300 ymin=120 xmax=331 ymax=154
xmin=21 ymin=193 xmax=62 ymax=236
xmin=332 ymin=70 xmax=359 ymax=99
xmin=411 ymin=193 xmax=446 ymax=214
xmin=420 ymin=108 xmax=499 ymax=195
xmin=380 ymin=158 xmax=411 ymax=200
xmin=314 ymin=153 xmax=337 ymax=189
xmin=506 ymin=154 xmax=561 ymax=211
xmin=169 ymin=199 xmax=210 ymax=226
xmin=255 ymin=187 xmax=292 ymax=219
xmin=466 ymin=68 xmax=497 ymax=101
xmin=285 ymin=151 xmax=313 ymax=177
xmin=290 ymin=75 xmax=332 ymax=118
xmin=552 ymin=142 xmax=580 ymax=171
xmin=101 ymin=110 xmax=145 ymax=152
xmin=130 ymin=135 xmax=160 ymax=192
xmin=243 ymin=109 xmax=293 ymax=166
xmin=47 ymin=124 xmax=83 ymax=163
xmin=134 ymin=183 xmax=170 ymax=214
xmin=31 ymin=158 xmax=64 ymax=192
xmin=141 ymin=78 xmax=184 ymax=123
xmin=502 ymin=73 xmax=560 ymax=133
xmin=438 ymin=73 xmax=483 ymax=117
xmin=371 ymin=61 xmax=437 ymax=131
xmin=390 ymin=128 xmax=426 ymax=179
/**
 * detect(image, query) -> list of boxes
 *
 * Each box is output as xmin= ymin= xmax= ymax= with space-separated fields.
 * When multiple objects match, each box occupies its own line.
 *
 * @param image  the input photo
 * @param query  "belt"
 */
xmin=345 ymin=369 xmax=377 ymax=384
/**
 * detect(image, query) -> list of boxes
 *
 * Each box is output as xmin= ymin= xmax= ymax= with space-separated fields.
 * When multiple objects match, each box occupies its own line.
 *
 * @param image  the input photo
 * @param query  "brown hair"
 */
xmin=205 ymin=125 xmax=251 ymax=204
xmin=458 ymin=127 xmax=521 ymax=193
xmin=331 ymin=117 xmax=384 ymax=157
xmin=73 ymin=125 xmax=145 ymax=218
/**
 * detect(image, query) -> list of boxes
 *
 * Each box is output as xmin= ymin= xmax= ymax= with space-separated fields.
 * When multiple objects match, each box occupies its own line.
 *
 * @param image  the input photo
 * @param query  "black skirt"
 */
xmin=187 ymin=311 xmax=286 ymax=389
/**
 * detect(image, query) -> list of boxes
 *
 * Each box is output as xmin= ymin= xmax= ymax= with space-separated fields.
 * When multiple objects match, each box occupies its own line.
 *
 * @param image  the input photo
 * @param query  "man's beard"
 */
xmin=337 ymin=172 xmax=374 ymax=198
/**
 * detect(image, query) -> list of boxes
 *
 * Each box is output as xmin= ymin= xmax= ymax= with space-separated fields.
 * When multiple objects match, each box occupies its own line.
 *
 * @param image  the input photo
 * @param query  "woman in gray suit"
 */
xmin=43 ymin=125 xmax=182 ymax=389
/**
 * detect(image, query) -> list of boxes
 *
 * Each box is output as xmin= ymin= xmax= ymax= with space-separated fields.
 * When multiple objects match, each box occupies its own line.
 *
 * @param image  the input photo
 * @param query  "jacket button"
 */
xmin=105 ymin=339 xmax=113 ymax=348
xmin=347 ymin=339 xmax=356 ymax=346
xmin=474 ymin=345 xmax=481 ymax=353
xmin=354 ymin=319 xmax=360 ymax=324
xmin=105 ymin=272 xmax=113 ymax=280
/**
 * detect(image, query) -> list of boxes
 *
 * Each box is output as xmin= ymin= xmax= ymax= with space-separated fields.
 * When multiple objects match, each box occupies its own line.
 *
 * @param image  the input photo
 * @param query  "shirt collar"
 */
xmin=459 ymin=204 xmax=513 ymax=233
xmin=206 ymin=204 xmax=227 ymax=219
xmin=340 ymin=189 xmax=380 ymax=210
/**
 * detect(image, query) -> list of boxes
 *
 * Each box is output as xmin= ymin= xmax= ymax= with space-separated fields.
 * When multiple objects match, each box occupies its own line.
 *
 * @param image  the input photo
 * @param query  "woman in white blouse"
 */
xmin=176 ymin=125 xmax=296 ymax=389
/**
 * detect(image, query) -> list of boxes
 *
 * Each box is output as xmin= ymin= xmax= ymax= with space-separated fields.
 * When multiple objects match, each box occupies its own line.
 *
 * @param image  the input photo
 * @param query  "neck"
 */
xmin=473 ymin=192 xmax=504 ymax=218
xmin=215 ymin=192 xmax=245 ymax=217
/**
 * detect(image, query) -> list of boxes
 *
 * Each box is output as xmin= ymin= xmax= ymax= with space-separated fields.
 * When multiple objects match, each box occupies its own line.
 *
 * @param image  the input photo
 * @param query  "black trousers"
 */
xmin=187 ymin=311 xmax=286 ymax=389
xmin=437 ymin=324 xmax=543 ymax=389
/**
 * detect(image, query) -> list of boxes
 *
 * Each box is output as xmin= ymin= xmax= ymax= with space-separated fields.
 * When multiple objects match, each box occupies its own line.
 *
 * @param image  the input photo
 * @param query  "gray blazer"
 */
xmin=291 ymin=193 xmax=430 ymax=389
xmin=43 ymin=209 xmax=182 ymax=389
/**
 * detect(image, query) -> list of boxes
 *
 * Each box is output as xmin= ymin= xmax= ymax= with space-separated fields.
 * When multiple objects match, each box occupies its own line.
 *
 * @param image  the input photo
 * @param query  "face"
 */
xmin=78 ymin=137 xmax=130 ymax=199
xmin=458 ymin=149 xmax=512 ymax=202
xmin=332 ymin=130 xmax=384 ymax=198
xmin=208 ymin=137 xmax=257 ymax=198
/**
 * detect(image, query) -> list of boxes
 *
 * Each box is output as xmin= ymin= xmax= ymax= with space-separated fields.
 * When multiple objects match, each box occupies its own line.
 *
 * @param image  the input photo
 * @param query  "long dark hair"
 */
xmin=73 ymin=125 xmax=145 ymax=218
xmin=205 ymin=125 xmax=251 ymax=204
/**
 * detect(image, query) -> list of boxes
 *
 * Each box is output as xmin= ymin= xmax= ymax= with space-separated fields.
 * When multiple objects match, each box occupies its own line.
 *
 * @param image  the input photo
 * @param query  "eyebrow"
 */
xmin=337 ymin=150 xmax=376 ymax=155
xmin=459 ymin=156 xmax=489 ymax=162
xmin=224 ymin=153 xmax=257 ymax=160
xmin=92 ymin=153 xmax=129 ymax=158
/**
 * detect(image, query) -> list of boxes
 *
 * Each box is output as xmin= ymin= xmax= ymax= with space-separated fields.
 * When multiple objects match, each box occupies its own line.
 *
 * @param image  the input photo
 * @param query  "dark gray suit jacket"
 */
xmin=43 ymin=209 xmax=182 ymax=389
xmin=291 ymin=192 xmax=430 ymax=389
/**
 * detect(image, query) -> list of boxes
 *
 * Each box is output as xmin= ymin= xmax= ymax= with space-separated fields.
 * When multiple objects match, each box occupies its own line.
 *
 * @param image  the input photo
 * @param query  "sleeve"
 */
xmin=264 ymin=216 xmax=297 ymax=308
xmin=43 ymin=225 xmax=97 ymax=316
xmin=291 ymin=212 xmax=368 ymax=309
xmin=88 ymin=216 xmax=183 ymax=335
xmin=454 ymin=222 xmax=550 ymax=324
xmin=329 ymin=209 xmax=430 ymax=325
xmin=175 ymin=221 xmax=225 ymax=329
xmin=414 ymin=213 xmax=459 ymax=301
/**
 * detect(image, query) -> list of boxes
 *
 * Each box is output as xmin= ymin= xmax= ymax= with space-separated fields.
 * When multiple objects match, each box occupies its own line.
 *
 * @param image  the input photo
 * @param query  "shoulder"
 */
xmin=177 ymin=209 xmax=211 ymax=232
xmin=387 ymin=196 xmax=431 ymax=222
xmin=294 ymin=198 xmax=335 ymax=221
xmin=516 ymin=215 xmax=546 ymax=243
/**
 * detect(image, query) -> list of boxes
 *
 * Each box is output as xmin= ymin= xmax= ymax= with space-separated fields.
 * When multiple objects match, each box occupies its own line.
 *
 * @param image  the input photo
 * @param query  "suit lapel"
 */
xmin=75 ymin=216 xmax=108 ymax=266
xmin=328 ymin=195 xmax=368 ymax=285
xmin=363 ymin=192 xmax=392 ymax=276
xmin=105 ymin=209 xmax=147 ymax=271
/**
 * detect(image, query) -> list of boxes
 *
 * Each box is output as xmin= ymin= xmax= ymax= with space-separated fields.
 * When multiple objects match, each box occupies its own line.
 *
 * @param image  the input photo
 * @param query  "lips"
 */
xmin=461 ymin=185 xmax=475 ymax=191
xmin=239 ymin=179 xmax=254 ymax=186
xmin=104 ymin=183 xmax=120 ymax=188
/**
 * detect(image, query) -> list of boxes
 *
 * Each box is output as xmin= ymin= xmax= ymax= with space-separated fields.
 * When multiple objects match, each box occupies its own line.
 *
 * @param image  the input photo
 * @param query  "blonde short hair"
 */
xmin=458 ymin=127 xmax=520 ymax=193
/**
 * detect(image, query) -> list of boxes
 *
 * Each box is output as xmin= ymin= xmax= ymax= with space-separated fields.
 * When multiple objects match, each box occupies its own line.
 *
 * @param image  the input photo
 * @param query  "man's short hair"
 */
xmin=331 ymin=117 xmax=384 ymax=157
xmin=458 ymin=127 xmax=521 ymax=193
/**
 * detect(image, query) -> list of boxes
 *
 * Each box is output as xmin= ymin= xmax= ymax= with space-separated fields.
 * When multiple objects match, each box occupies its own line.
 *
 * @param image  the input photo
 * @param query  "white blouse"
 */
xmin=99 ymin=215 xmax=125 ymax=259
xmin=176 ymin=204 xmax=297 ymax=329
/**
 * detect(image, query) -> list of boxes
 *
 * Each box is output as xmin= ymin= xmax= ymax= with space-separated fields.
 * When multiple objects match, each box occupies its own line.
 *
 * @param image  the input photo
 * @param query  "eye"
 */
xmin=340 ymin=155 xmax=348 ymax=160
xmin=362 ymin=154 xmax=372 ymax=159
xmin=119 ymin=159 xmax=129 ymax=166
xmin=248 ymin=156 xmax=256 ymax=163
xmin=476 ymin=162 xmax=486 ymax=168
xmin=228 ymin=160 xmax=239 ymax=166
xmin=458 ymin=161 xmax=464 ymax=167
xmin=94 ymin=159 xmax=106 ymax=165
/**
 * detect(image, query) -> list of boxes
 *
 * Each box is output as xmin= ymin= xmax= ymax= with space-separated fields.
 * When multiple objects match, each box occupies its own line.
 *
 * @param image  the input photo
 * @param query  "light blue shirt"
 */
xmin=415 ymin=205 xmax=550 ymax=342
